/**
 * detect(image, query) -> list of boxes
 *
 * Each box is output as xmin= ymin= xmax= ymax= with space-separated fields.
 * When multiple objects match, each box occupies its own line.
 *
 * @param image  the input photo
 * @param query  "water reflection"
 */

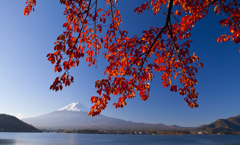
xmin=0 ymin=133 xmax=240 ymax=145
xmin=0 ymin=139 xmax=16 ymax=145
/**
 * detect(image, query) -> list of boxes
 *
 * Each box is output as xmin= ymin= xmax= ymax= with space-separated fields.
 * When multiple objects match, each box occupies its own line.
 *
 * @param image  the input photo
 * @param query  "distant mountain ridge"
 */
xmin=22 ymin=102 xmax=194 ymax=130
xmin=199 ymin=115 xmax=240 ymax=132
xmin=0 ymin=114 xmax=41 ymax=132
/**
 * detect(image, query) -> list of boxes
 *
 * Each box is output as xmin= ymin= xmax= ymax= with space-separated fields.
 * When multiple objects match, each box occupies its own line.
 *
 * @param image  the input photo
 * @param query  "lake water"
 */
xmin=0 ymin=133 xmax=239 ymax=145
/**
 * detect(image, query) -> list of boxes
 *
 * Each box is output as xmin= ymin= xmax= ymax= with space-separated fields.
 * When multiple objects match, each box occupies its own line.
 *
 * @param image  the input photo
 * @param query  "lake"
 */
xmin=0 ymin=133 xmax=239 ymax=145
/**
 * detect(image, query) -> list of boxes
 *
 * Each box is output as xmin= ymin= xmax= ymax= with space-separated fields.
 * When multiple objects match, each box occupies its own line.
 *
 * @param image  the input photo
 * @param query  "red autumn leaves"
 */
xmin=24 ymin=0 xmax=36 ymax=15
xmin=24 ymin=0 xmax=239 ymax=116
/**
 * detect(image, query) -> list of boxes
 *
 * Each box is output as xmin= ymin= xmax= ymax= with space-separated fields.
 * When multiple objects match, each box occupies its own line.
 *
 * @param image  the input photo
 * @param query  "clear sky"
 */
xmin=0 ymin=0 xmax=239 ymax=127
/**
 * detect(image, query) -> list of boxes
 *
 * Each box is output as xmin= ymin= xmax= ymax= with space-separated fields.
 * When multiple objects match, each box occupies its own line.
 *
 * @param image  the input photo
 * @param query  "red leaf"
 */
xmin=58 ymin=67 xmax=62 ymax=72
xmin=54 ymin=65 xmax=58 ymax=72
xmin=46 ymin=53 xmax=51 ymax=57
xmin=63 ymin=22 xmax=68 ymax=27
xmin=59 ymin=85 xmax=63 ymax=90
xmin=214 ymin=5 xmax=219 ymax=14
xmin=67 ymin=24 xmax=71 ymax=30
xmin=174 ymin=10 xmax=178 ymax=15
xmin=76 ymin=60 xmax=80 ymax=66
xmin=230 ymin=27 xmax=234 ymax=33
xmin=170 ymin=85 xmax=177 ymax=92
xmin=97 ymin=8 xmax=103 ymax=13
xmin=84 ymin=25 xmax=87 ymax=30
xmin=97 ymin=89 xmax=102 ymax=96
xmin=63 ymin=61 xmax=68 ymax=70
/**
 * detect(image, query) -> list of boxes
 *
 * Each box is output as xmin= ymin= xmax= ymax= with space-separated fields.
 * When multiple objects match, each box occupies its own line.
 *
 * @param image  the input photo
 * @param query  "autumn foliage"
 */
xmin=24 ymin=0 xmax=240 ymax=116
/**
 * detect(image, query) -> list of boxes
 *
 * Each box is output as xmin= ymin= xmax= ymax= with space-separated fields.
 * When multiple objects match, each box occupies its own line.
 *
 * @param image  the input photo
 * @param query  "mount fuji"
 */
xmin=22 ymin=102 xmax=193 ymax=130
xmin=57 ymin=102 xmax=89 ymax=112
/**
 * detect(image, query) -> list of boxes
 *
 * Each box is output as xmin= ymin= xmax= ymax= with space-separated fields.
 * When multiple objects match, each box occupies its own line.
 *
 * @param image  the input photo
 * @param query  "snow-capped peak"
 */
xmin=57 ymin=102 xmax=89 ymax=112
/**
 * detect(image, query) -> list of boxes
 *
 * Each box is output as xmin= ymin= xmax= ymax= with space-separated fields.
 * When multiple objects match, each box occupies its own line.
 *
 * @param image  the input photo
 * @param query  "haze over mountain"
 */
xmin=199 ymin=115 xmax=240 ymax=132
xmin=22 ymin=102 xmax=194 ymax=130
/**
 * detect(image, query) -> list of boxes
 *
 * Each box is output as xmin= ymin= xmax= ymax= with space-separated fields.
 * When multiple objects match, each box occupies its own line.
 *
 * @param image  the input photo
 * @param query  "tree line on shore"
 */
xmin=41 ymin=129 xmax=240 ymax=135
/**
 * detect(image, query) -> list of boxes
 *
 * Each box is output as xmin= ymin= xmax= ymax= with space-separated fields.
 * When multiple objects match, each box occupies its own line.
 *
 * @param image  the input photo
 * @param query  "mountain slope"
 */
xmin=199 ymin=115 xmax=240 ymax=132
xmin=0 ymin=114 xmax=41 ymax=132
xmin=22 ymin=102 xmax=194 ymax=130
xmin=22 ymin=111 xmax=193 ymax=130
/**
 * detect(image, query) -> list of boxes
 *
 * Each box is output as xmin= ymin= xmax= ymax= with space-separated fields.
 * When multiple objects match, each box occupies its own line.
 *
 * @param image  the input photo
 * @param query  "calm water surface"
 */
xmin=0 ymin=133 xmax=239 ymax=145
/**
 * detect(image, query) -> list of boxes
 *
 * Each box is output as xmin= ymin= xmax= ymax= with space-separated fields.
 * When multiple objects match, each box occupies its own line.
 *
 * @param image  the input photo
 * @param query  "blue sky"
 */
xmin=0 ymin=0 xmax=239 ymax=127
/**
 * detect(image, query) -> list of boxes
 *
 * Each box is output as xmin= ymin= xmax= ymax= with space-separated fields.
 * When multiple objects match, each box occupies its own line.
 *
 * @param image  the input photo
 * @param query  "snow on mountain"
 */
xmin=57 ymin=102 xmax=89 ymax=112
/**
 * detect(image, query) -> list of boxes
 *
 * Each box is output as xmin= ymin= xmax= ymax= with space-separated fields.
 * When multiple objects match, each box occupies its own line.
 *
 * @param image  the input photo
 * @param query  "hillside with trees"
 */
xmin=0 ymin=114 xmax=41 ymax=132
xmin=199 ymin=115 xmax=240 ymax=133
